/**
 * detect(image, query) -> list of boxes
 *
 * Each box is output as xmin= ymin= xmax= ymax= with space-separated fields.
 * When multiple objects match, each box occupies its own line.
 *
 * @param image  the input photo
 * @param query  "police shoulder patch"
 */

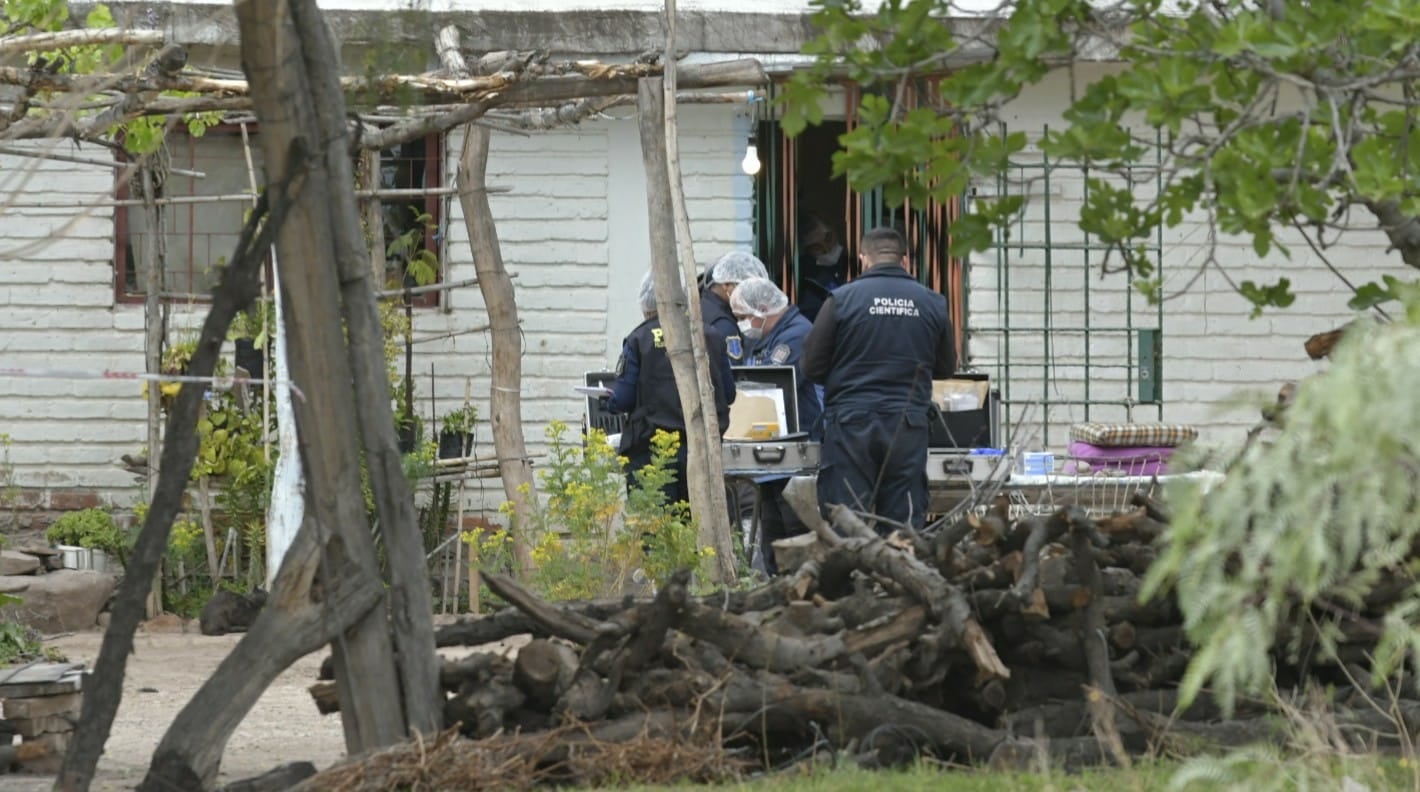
xmin=770 ymin=344 xmax=791 ymax=365
xmin=726 ymin=336 xmax=743 ymax=361
xmin=614 ymin=356 xmax=626 ymax=377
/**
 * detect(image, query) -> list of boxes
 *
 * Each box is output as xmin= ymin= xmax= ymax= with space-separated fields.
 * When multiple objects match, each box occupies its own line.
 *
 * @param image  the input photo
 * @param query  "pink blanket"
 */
xmin=1062 ymin=442 xmax=1174 ymax=476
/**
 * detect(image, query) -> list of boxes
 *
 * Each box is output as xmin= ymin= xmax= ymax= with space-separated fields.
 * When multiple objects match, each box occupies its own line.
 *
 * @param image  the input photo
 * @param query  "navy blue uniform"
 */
xmin=609 ymin=317 xmax=735 ymax=505
xmin=802 ymin=264 xmax=955 ymax=533
xmin=795 ymin=247 xmax=849 ymax=323
xmin=701 ymin=288 xmax=746 ymax=364
xmin=746 ymin=305 xmax=823 ymax=442
xmin=744 ymin=305 xmax=823 ymax=574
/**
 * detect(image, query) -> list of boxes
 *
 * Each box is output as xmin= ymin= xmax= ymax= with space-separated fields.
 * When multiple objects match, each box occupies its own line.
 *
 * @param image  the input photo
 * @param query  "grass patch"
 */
xmin=616 ymin=754 xmax=1420 ymax=792
xmin=615 ymin=761 xmax=1176 ymax=792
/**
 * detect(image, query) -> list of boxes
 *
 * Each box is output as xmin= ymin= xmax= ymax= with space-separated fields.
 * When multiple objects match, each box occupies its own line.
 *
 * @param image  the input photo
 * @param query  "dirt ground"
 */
xmin=7 ymin=622 xmax=516 ymax=790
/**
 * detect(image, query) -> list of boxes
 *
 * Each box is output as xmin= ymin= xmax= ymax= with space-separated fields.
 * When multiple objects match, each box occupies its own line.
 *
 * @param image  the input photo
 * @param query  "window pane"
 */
xmin=379 ymin=136 xmax=433 ymax=289
xmin=123 ymin=133 xmax=265 ymax=297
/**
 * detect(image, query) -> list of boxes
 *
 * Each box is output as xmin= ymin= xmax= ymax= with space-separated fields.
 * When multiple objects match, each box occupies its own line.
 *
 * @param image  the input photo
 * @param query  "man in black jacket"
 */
xmin=699 ymin=251 xmax=769 ymax=365
xmin=802 ymin=227 xmax=955 ymax=533
xmin=609 ymin=271 xmax=736 ymax=505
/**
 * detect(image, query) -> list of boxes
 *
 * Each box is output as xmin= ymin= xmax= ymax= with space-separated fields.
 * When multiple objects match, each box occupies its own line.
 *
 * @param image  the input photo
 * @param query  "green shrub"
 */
xmin=46 ymin=508 xmax=125 ymax=557
xmin=1147 ymin=303 xmax=1420 ymax=715
xmin=441 ymin=403 xmax=479 ymax=435
xmin=473 ymin=422 xmax=713 ymax=603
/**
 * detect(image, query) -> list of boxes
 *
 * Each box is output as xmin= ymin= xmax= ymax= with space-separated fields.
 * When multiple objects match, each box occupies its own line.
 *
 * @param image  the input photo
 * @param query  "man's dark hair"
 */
xmin=859 ymin=226 xmax=907 ymax=264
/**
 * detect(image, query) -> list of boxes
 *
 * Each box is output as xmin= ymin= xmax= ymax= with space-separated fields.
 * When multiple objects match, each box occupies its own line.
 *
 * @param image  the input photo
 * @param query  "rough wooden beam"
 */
xmin=0 ymin=28 xmax=164 ymax=54
xmin=83 ymin=4 xmax=822 ymax=56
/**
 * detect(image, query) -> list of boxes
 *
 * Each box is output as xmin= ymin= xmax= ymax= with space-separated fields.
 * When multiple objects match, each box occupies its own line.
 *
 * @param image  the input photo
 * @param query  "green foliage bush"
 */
xmin=46 ymin=508 xmax=125 ymax=557
xmin=1148 ymin=301 xmax=1420 ymax=714
xmin=471 ymin=422 xmax=712 ymax=603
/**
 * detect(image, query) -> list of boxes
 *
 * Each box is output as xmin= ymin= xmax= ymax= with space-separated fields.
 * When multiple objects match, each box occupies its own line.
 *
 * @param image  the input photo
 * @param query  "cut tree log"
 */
xmin=309 ymin=488 xmax=1420 ymax=785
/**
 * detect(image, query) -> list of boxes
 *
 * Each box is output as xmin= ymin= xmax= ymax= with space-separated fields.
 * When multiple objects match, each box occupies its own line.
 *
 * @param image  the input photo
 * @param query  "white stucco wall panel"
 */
xmin=968 ymin=65 xmax=1409 ymax=451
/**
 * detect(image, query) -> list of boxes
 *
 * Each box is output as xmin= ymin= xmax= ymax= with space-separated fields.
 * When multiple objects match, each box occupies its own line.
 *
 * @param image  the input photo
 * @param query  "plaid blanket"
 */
xmin=1069 ymin=422 xmax=1198 ymax=448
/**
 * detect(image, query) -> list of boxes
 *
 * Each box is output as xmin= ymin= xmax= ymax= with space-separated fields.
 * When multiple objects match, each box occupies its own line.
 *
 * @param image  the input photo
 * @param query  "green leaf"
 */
xmin=1348 ymin=280 xmax=1395 ymax=311
xmin=84 ymin=3 xmax=115 ymax=29
xmin=1238 ymin=278 xmax=1295 ymax=318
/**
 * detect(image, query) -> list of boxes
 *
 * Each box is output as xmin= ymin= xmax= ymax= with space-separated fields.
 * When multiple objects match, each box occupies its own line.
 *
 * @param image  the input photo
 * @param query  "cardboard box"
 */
xmin=928 ymin=373 xmax=1000 ymax=449
xmin=726 ymin=366 xmax=802 ymax=441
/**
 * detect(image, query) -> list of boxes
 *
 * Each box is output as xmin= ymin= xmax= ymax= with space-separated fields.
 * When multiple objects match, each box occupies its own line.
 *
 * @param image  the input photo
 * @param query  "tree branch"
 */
xmin=0 ymin=28 xmax=164 ymax=55
xmin=1362 ymin=198 xmax=1420 ymax=270
xmin=56 ymin=143 xmax=308 ymax=792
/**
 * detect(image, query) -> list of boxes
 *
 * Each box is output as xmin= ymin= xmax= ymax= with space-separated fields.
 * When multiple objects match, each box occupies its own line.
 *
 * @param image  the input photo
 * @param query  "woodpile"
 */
xmin=300 ymin=491 xmax=1419 ymax=787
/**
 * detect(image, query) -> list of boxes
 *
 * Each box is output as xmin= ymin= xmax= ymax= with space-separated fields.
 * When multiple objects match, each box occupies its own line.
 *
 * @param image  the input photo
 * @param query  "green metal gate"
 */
xmin=970 ymin=126 xmax=1166 ymax=449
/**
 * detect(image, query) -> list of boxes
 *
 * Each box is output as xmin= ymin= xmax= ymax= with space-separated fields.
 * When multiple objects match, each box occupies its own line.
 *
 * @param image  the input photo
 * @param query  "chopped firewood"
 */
xmin=305 ymin=495 xmax=1420 ymax=781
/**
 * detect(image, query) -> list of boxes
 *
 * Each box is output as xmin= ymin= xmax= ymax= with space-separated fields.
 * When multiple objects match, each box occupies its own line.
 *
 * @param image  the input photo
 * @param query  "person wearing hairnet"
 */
xmin=699 ymin=251 xmax=769 ymax=365
xmin=730 ymin=277 xmax=823 ymax=575
xmin=608 ymin=270 xmax=736 ymax=505
xmin=803 ymin=226 xmax=955 ymax=534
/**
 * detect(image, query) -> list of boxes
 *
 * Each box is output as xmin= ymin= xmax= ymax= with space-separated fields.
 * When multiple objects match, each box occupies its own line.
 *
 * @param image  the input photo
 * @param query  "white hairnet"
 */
xmin=710 ymin=251 xmax=769 ymax=285
xmin=638 ymin=270 xmax=657 ymax=315
xmin=730 ymin=277 xmax=789 ymax=319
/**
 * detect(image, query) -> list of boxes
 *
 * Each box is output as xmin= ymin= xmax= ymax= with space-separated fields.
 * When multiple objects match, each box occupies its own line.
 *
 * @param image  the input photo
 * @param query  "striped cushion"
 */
xmin=1069 ymin=422 xmax=1198 ymax=448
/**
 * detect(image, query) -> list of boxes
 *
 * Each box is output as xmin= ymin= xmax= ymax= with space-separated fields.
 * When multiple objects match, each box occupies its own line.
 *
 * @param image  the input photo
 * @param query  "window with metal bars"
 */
xmin=113 ymin=127 xmax=444 ymax=306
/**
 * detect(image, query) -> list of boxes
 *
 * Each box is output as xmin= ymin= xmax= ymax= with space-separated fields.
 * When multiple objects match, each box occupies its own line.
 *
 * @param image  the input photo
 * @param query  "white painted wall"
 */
xmin=0 ymin=61 xmax=1403 ymax=512
xmin=0 ymin=143 xmax=147 ymax=494
xmin=970 ymin=63 xmax=1410 ymax=451
xmin=427 ymin=106 xmax=749 ymax=514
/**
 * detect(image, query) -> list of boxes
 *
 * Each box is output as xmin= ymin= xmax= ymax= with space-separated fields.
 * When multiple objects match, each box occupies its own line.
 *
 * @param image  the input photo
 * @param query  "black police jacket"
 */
xmin=700 ymin=288 xmax=746 ymax=364
xmin=608 ymin=317 xmax=734 ymax=454
xmin=802 ymin=264 xmax=955 ymax=415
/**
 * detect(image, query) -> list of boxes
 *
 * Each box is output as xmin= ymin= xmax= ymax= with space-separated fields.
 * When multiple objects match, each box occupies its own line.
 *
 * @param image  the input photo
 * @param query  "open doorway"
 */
xmin=752 ymin=95 xmax=965 ymax=361
xmin=753 ymin=119 xmax=850 ymax=322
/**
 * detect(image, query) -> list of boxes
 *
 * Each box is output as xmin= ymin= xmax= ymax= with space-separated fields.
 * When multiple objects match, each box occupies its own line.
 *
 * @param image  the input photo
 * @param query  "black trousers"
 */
xmin=755 ymin=477 xmax=808 ymax=576
xmin=816 ymin=409 xmax=930 ymax=534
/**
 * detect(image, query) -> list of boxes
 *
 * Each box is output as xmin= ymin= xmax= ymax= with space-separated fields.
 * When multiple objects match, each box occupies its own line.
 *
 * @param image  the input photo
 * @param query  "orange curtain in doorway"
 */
xmin=842 ymin=80 xmax=966 ymax=364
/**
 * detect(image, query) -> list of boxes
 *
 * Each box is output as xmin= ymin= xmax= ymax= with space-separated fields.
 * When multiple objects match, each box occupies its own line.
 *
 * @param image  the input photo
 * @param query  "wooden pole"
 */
xmin=140 ymin=166 xmax=165 ymax=620
xmin=457 ymin=125 xmax=537 ymax=578
xmin=284 ymin=0 xmax=443 ymax=741
xmin=637 ymin=77 xmax=735 ymax=584
xmin=662 ymin=0 xmax=737 ymax=581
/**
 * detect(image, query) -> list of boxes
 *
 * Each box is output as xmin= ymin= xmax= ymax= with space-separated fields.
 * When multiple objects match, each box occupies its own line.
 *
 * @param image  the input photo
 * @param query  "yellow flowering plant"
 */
xmin=471 ymin=422 xmax=715 ymax=603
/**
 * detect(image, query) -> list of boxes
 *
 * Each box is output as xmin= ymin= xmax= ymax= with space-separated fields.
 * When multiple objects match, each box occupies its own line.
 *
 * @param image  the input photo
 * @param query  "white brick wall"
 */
xmin=0 ymin=107 xmax=748 ymax=512
xmin=975 ymin=64 xmax=1412 ymax=452
xmin=1 ymin=63 xmax=1402 ymax=512
xmin=0 ymin=143 xmax=146 ymax=492
xmin=417 ymin=107 xmax=749 ymax=513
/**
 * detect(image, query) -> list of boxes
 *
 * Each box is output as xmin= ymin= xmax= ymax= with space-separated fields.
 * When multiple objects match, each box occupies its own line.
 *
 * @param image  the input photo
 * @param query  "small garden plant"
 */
xmin=441 ymin=403 xmax=479 ymax=435
xmin=468 ymin=421 xmax=713 ymax=603
xmin=46 ymin=507 xmax=126 ymax=560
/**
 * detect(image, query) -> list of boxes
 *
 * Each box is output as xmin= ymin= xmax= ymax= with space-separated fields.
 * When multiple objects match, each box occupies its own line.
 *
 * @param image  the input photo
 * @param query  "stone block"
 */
xmin=0 ymin=550 xmax=41 ymax=576
xmin=3 ymin=692 xmax=82 ymax=720
xmin=0 ymin=569 xmax=116 ymax=633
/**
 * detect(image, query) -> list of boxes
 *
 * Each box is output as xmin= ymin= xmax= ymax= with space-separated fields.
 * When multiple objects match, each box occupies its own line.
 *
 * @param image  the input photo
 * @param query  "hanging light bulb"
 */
xmin=740 ymin=136 xmax=761 ymax=176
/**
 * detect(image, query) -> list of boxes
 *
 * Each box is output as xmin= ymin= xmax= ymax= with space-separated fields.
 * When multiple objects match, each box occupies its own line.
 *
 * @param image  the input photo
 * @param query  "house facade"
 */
xmin=0 ymin=0 xmax=1400 ymax=524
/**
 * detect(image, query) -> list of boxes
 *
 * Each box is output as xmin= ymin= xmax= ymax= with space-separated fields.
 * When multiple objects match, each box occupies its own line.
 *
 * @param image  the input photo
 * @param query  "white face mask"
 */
xmin=738 ymin=318 xmax=763 ymax=341
xmin=815 ymin=244 xmax=843 ymax=269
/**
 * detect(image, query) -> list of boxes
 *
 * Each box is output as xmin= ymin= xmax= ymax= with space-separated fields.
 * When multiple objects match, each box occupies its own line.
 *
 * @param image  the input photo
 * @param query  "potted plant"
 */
xmin=46 ymin=508 xmax=125 ymax=573
xmin=396 ymin=410 xmax=423 ymax=454
xmin=439 ymin=403 xmax=478 ymax=460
